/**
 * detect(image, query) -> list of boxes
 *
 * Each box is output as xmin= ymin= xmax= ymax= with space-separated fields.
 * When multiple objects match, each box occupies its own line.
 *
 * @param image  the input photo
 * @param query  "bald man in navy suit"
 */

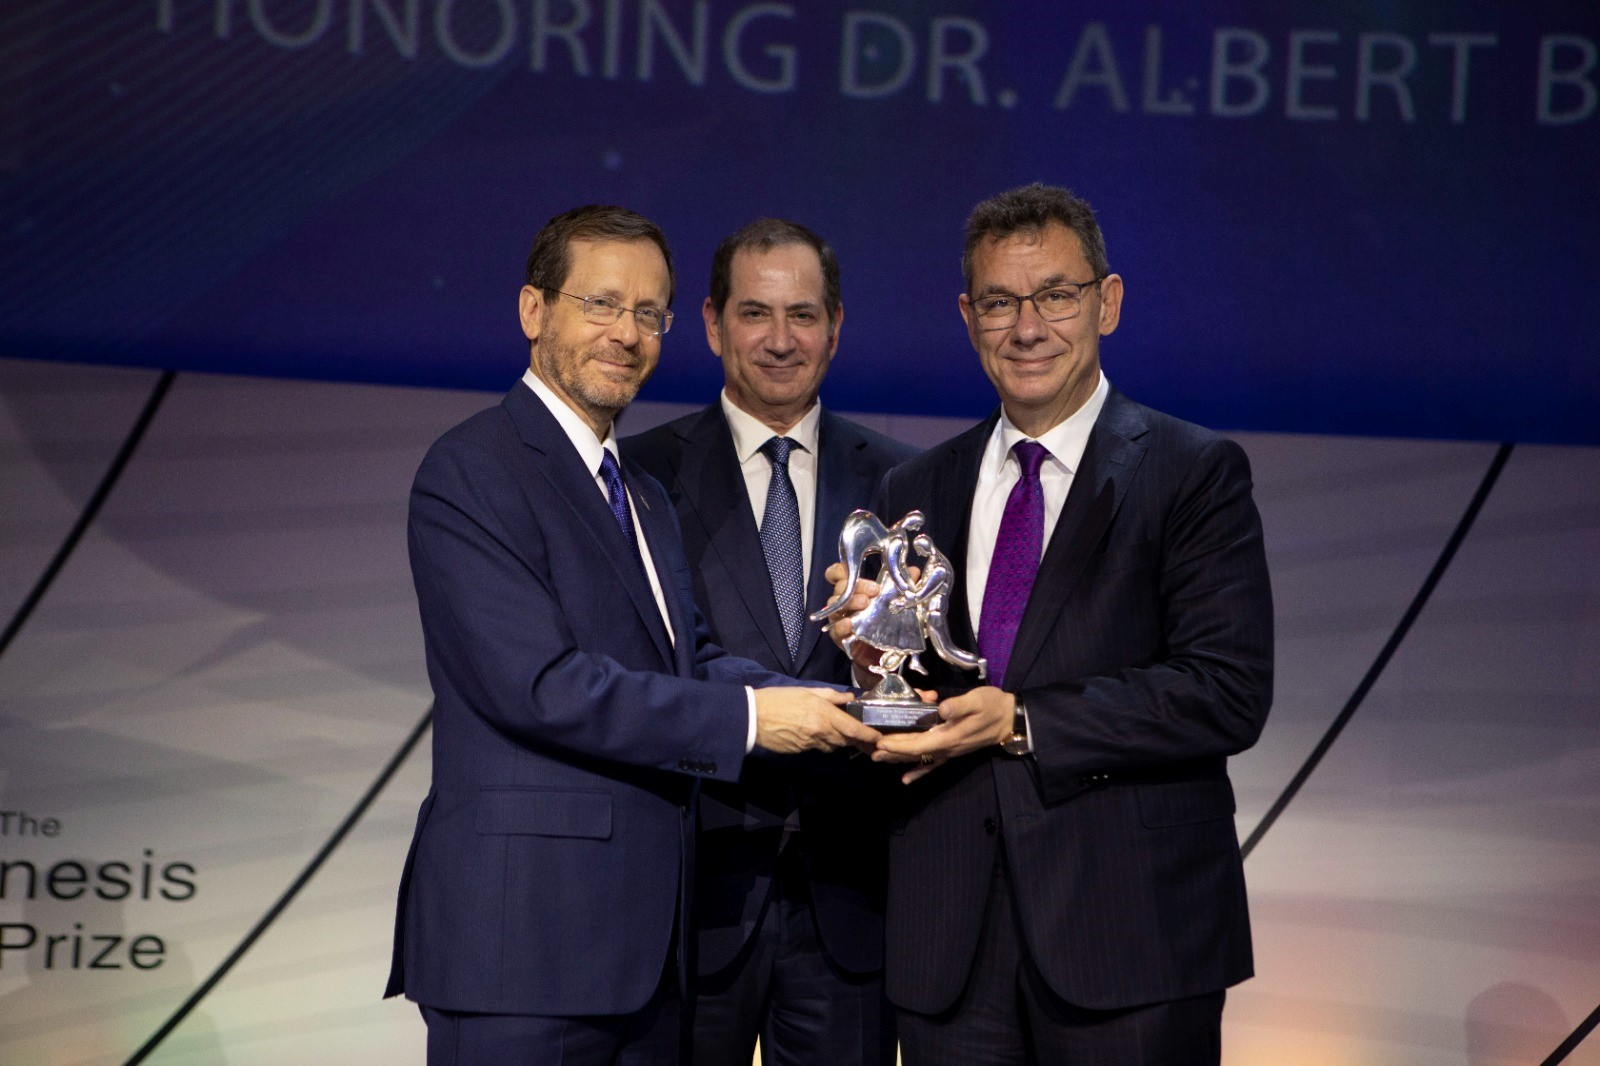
xmin=387 ymin=205 xmax=877 ymax=1066
xmin=625 ymin=219 xmax=915 ymax=1066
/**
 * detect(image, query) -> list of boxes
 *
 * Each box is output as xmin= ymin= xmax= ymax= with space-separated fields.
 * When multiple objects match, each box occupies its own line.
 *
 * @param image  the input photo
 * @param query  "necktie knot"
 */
xmin=597 ymin=450 xmax=639 ymax=554
xmin=761 ymin=436 xmax=798 ymax=468
xmin=598 ymin=449 xmax=625 ymax=493
xmin=1012 ymin=439 xmax=1050 ymax=479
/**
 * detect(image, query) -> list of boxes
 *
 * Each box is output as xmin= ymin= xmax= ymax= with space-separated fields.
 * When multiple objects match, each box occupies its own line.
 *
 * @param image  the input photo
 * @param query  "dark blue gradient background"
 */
xmin=3 ymin=0 xmax=1596 ymax=442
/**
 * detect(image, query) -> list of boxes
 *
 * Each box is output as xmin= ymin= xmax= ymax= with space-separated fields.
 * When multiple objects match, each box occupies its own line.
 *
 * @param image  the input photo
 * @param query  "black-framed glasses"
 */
xmin=970 ymin=278 xmax=1104 ymax=331
xmin=558 ymin=291 xmax=675 ymax=336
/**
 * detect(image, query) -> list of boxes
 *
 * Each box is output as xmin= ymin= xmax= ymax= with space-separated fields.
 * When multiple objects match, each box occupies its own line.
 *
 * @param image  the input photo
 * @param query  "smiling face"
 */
xmin=959 ymin=222 xmax=1123 ymax=437
xmin=520 ymin=238 xmax=671 ymax=439
xmin=705 ymin=243 xmax=841 ymax=433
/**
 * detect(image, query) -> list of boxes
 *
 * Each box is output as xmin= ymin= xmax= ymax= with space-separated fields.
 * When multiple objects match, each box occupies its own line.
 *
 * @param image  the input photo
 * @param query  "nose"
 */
xmin=606 ymin=308 xmax=642 ymax=347
xmin=1010 ymin=295 xmax=1049 ymax=345
xmin=767 ymin=317 xmax=796 ymax=356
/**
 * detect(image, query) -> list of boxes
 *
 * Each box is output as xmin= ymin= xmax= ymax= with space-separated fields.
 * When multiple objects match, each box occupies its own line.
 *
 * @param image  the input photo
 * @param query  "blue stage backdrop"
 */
xmin=2 ymin=0 xmax=1596 ymax=443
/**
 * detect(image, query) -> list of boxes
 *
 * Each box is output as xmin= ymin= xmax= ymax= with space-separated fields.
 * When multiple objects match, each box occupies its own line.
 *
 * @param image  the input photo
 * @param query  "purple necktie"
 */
xmin=978 ymin=440 xmax=1049 ymax=686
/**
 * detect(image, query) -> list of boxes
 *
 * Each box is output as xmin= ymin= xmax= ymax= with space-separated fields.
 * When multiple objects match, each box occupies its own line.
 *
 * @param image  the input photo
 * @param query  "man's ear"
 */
xmin=958 ymin=293 xmax=980 ymax=352
xmin=702 ymin=297 xmax=723 ymax=358
xmin=1098 ymin=274 xmax=1123 ymax=337
xmin=519 ymin=286 xmax=545 ymax=343
xmin=825 ymin=302 xmax=844 ymax=358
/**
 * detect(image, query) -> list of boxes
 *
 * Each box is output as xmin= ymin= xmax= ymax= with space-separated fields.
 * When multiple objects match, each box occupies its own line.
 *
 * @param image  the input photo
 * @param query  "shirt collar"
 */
xmin=719 ymin=390 xmax=821 ymax=464
xmin=523 ymin=368 xmax=619 ymax=475
xmin=991 ymin=370 xmax=1110 ymax=476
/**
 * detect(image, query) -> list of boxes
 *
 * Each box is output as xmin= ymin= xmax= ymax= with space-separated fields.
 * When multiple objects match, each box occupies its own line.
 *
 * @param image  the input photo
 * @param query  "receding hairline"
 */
xmin=523 ymin=202 xmax=676 ymax=305
xmin=729 ymin=238 xmax=826 ymax=269
xmin=708 ymin=217 xmax=841 ymax=325
xmin=555 ymin=236 xmax=673 ymax=299
xmin=724 ymin=242 xmax=829 ymax=299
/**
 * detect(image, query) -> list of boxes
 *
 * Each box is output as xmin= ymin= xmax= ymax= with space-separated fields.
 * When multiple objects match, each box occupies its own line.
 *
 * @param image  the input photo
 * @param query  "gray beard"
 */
xmin=534 ymin=337 xmax=649 ymax=425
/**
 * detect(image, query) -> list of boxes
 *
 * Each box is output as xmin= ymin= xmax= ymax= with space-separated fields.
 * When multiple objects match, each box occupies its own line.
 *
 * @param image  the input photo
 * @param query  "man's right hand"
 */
xmin=822 ymin=561 xmax=885 ymax=679
xmin=753 ymin=687 xmax=880 ymax=755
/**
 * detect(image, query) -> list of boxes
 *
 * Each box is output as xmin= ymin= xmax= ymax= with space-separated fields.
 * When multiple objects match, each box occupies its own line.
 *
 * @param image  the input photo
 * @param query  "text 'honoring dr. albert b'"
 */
xmin=155 ymin=1 xmax=1599 ymax=126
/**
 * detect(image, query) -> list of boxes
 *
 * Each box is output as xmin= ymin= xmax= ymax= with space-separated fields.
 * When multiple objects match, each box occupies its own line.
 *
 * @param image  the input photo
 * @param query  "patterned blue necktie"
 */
xmin=759 ymin=436 xmax=806 ymax=662
xmin=598 ymin=449 xmax=642 ymax=561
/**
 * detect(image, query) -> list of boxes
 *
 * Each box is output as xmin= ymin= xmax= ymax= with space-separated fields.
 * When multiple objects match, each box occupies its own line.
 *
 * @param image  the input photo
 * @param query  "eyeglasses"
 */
xmin=969 ymin=278 xmax=1104 ymax=331
xmin=557 ymin=291 xmax=675 ymax=336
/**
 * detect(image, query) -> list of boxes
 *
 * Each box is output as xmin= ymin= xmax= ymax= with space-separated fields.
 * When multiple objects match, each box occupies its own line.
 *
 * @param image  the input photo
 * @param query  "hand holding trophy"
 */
xmin=812 ymin=510 xmax=987 ymax=731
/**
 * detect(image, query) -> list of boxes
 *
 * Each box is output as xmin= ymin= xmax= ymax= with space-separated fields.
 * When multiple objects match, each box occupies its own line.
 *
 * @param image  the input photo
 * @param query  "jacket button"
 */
xmin=705 ymin=761 xmax=717 ymax=774
xmin=679 ymin=759 xmax=691 ymax=770
xmin=983 ymin=817 xmax=997 ymax=836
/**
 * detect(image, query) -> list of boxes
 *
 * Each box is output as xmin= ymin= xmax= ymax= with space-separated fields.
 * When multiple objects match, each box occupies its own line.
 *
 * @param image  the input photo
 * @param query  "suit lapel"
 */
xmin=672 ymin=406 xmax=795 ymax=670
xmin=928 ymin=415 xmax=996 ymax=653
xmin=799 ymin=411 xmax=873 ymax=673
xmin=631 ymin=468 xmax=698 ymax=676
xmin=503 ymin=386 xmax=675 ymax=669
xmin=1006 ymin=390 xmax=1149 ymax=688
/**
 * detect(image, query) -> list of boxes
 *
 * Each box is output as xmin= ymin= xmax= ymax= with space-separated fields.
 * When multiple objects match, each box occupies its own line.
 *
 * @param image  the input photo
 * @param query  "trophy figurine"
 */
xmin=810 ymin=509 xmax=987 ymax=731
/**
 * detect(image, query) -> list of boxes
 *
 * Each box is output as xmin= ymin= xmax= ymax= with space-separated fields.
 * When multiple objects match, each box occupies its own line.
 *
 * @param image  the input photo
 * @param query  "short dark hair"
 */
xmin=962 ymin=183 xmax=1109 ymax=292
xmin=708 ymin=218 xmax=841 ymax=326
xmin=524 ymin=204 xmax=676 ymax=305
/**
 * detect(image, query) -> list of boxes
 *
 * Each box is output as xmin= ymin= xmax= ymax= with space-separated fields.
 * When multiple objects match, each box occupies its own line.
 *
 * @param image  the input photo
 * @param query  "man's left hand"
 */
xmin=872 ymin=686 xmax=1015 ymax=784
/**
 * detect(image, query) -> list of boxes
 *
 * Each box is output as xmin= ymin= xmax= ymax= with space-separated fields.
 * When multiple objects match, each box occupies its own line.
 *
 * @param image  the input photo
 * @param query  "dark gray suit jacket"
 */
xmin=874 ymin=387 xmax=1273 ymax=1013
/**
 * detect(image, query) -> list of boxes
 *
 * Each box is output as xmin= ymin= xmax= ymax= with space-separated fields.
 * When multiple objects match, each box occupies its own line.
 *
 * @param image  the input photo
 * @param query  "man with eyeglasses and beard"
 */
xmin=825 ymin=184 xmax=1274 ymax=1064
xmin=387 ymin=204 xmax=877 ymax=1065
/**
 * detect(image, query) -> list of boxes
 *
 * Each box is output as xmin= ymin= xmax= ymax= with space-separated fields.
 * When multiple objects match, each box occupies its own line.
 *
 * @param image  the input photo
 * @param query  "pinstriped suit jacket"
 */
xmin=876 ymin=388 xmax=1273 ymax=1014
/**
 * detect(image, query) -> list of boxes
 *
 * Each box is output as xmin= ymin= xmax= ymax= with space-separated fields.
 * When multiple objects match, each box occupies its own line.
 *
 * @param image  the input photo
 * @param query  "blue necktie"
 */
xmin=759 ymin=436 xmax=806 ymax=662
xmin=598 ymin=449 xmax=642 ymax=561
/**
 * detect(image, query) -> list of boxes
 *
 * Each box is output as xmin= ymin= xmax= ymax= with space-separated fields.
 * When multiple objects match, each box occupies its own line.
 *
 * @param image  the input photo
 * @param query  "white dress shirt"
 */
xmin=720 ymin=391 xmax=822 ymax=583
xmin=965 ymin=370 xmax=1110 ymax=636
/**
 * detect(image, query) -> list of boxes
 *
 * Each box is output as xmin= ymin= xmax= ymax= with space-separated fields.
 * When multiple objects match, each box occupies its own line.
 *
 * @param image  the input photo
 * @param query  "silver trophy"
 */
xmin=810 ymin=510 xmax=987 ymax=731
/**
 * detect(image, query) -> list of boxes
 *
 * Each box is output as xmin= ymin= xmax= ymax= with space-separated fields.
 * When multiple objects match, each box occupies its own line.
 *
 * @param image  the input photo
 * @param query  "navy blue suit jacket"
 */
xmin=622 ymin=405 xmax=918 ymax=975
xmin=876 ymin=388 xmax=1273 ymax=1013
xmin=386 ymin=384 xmax=790 ymax=1017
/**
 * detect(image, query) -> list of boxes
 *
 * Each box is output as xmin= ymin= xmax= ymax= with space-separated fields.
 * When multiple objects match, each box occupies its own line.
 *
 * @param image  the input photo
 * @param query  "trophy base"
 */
xmin=848 ymin=697 xmax=939 ymax=733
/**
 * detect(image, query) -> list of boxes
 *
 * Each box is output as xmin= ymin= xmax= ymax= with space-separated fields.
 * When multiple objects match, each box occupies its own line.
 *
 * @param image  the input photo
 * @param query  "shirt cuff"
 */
xmin=745 ymin=686 xmax=758 ymax=754
xmin=1020 ymin=695 xmax=1034 ymax=753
